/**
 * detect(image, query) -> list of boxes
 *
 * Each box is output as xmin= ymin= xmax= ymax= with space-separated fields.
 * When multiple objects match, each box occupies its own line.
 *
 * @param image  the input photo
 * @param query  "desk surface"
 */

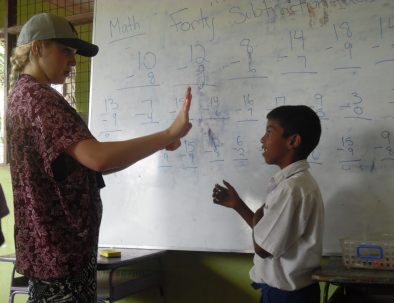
xmin=0 ymin=248 xmax=166 ymax=271
xmin=313 ymin=257 xmax=394 ymax=285
xmin=97 ymin=248 xmax=166 ymax=270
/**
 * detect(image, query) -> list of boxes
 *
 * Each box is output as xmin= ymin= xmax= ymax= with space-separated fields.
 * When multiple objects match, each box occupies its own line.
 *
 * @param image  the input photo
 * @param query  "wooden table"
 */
xmin=0 ymin=248 xmax=166 ymax=303
xmin=312 ymin=257 xmax=394 ymax=303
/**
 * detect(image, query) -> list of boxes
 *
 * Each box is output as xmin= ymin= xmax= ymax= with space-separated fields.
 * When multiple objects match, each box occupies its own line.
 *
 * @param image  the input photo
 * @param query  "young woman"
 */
xmin=6 ymin=13 xmax=192 ymax=302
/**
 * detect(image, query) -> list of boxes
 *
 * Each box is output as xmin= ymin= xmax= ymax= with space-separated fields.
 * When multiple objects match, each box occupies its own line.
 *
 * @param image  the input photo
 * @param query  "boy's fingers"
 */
xmin=222 ymin=180 xmax=234 ymax=190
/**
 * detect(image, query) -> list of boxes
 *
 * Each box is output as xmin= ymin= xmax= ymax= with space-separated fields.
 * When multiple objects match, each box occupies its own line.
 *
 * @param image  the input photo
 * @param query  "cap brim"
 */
xmin=53 ymin=38 xmax=99 ymax=57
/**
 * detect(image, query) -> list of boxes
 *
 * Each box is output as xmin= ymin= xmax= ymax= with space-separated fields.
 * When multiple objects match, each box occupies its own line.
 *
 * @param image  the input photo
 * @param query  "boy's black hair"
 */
xmin=267 ymin=105 xmax=321 ymax=159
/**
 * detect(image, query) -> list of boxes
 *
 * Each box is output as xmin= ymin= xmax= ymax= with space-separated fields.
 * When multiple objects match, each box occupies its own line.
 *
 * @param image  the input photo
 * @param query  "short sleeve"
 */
xmin=253 ymin=184 xmax=308 ymax=257
xmin=29 ymin=87 xmax=93 ymax=176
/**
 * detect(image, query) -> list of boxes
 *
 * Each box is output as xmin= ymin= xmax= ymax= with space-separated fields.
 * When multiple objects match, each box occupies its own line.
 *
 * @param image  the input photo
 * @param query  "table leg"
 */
xmin=323 ymin=282 xmax=330 ymax=303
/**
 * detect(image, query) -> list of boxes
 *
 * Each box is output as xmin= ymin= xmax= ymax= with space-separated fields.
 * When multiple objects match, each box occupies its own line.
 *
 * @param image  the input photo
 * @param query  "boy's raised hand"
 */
xmin=212 ymin=180 xmax=241 ymax=209
xmin=214 ymin=180 xmax=255 ymax=228
xmin=165 ymin=87 xmax=192 ymax=150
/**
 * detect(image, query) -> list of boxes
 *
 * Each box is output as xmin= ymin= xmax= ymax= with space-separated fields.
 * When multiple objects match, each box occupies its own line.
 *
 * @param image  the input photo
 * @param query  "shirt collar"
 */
xmin=269 ymin=160 xmax=310 ymax=189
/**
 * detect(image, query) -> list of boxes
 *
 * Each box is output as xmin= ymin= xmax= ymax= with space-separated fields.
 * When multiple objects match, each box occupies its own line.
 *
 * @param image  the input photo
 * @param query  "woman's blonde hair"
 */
xmin=8 ymin=43 xmax=32 ymax=94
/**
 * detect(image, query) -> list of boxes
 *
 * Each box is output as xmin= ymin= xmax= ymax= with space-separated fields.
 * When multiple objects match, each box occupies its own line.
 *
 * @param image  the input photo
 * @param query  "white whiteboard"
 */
xmin=90 ymin=0 xmax=394 ymax=255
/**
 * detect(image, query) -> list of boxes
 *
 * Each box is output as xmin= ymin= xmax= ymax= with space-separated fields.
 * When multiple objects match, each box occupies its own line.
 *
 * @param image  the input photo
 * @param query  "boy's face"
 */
xmin=260 ymin=119 xmax=296 ymax=169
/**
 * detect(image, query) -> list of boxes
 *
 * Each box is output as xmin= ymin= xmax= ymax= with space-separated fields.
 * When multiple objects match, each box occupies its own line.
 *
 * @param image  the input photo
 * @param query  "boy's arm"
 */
xmin=212 ymin=181 xmax=272 ymax=258
xmin=213 ymin=180 xmax=254 ymax=227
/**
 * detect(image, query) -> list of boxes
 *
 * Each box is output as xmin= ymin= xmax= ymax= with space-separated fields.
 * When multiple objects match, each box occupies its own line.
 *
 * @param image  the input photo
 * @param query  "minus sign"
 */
xmin=334 ymin=67 xmax=361 ymax=70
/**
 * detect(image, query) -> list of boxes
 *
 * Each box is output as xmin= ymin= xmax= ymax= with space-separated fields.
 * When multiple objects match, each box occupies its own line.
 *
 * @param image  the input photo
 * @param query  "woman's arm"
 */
xmin=66 ymin=87 xmax=192 ymax=173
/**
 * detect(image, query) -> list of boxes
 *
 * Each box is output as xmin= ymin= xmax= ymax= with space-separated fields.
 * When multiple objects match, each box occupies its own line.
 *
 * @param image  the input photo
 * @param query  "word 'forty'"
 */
xmin=169 ymin=8 xmax=215 ymax=41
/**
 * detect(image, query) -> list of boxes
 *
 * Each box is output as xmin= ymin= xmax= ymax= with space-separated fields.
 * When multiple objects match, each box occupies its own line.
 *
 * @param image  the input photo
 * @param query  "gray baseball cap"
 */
xmin=17 ymin=13 xmax=98 ymax=57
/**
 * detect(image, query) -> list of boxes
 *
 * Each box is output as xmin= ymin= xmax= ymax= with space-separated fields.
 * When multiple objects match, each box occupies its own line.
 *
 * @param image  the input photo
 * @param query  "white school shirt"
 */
xmin=249 ymin=160 xmax=324 ymax=291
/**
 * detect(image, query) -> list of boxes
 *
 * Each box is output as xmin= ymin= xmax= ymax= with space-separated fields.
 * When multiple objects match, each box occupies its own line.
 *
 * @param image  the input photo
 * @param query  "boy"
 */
xmin=213 ymin=105 xmax=324 ymax=303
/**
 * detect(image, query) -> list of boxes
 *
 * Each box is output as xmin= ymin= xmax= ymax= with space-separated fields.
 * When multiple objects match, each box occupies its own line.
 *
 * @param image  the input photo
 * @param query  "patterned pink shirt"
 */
xmin=6 ymin=74 xmax=103 ymax=280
